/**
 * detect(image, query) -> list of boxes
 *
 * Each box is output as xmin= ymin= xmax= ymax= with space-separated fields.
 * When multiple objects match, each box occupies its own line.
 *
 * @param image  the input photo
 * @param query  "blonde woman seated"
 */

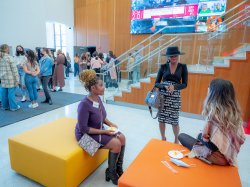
xmin=178 ymin=78 xmax=245 ymax=166
xmin=75 ymin=70 xmax=126 ymax=185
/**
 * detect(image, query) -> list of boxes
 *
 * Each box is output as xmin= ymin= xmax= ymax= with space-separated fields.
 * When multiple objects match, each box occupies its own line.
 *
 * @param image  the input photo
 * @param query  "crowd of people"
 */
xmin=0 ymin=43 xmax=143 ymax=111
xmin=0 ymin=44 xmax=72 ymax=111
xmin=74 ymin=50 xmax=121 ymax=89
xmin=74 ymin=49 xmax=143 ymax=89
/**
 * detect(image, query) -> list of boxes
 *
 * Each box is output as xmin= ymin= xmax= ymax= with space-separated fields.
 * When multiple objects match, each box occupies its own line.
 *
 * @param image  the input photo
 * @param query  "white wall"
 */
xmin=0 ymin=0 xmax=74 ymax=52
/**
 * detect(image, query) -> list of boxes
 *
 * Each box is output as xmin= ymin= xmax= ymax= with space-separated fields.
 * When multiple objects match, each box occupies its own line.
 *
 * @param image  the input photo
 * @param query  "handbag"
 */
xmin=78 ymin=100 xmax=103 ymax=156
xmin=145 ymin=87 xmax=162 ymax=119
xmin=78 ymin=133 xmax=101 ymax=156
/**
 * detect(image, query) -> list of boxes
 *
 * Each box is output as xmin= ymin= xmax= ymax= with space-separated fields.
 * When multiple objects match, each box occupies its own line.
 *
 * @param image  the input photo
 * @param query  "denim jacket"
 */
xmin=39 ymin=56 xmax=53 ymax=76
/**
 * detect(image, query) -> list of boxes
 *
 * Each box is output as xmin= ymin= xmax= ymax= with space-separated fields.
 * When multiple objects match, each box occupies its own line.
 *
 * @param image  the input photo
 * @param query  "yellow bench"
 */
xmin=8 ymin=118 xmax=108 ymax=187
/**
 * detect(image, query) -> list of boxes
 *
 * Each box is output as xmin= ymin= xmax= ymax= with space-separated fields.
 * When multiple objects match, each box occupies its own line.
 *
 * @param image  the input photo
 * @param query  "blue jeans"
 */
xmin=133 ymin=66 xmax=140 ymax=83
xmin=18 ymin=67 xmax=27 ymax=97
xmin=74 ymin=63 xmax=79 ymax=77
xmin=1 ymin=87 xmax=19 ymax=110
xmin=25 ymin=74 xmax=38 ymax=102
xmin=0 ymin=86 xmax=2 ymax=102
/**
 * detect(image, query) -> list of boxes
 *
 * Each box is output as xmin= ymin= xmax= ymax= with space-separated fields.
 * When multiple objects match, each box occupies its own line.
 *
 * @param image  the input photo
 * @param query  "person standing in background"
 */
xmin=39 ymin=48 xmax=53 ymax=105
xmin=79 ymin=52 xmax=88 ymax=73
xmin=74 ymin=53 xmax=80 ymax=77
xmin=91 ymin=51 xmax=104 ymax=76
xmin=52 ymin=50 xmax=65 ymax=92
xmin=109 ymin=51 xmax=121 ymax=83
xmin=127 ymin=53 xmax=134 ymax=85
xmin=86 ymin=52 xmax=91 ymax=70
xmin=108 ymin=56 xmax=118 ymax=88
xmin=133 ymin=50 xmax=141 ymax=83
xmin=65 ymin=52 xmax=71 ymax=78
xmin=0 ymin=44 xmax=20 ymax=111
xmin=48 ymin=50 xmax=55 ymax=89
xmin=23 ymin=50 xmax=40 ymax=109
xmin=14 ymin=45 xmax=27 ymax=102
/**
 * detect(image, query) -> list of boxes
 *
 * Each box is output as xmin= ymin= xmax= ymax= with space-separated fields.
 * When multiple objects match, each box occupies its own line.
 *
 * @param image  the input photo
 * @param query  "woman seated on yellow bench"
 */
xmin=75 ymin=70 xmax=126 ymax=185
xmin=179 ymin=78 xmax=245 ymax=166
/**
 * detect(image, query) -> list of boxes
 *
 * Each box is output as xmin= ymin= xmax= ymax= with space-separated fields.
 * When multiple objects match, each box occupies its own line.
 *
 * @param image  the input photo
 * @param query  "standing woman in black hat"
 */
xmin=155 ymin=46 xmax=188 ymax=143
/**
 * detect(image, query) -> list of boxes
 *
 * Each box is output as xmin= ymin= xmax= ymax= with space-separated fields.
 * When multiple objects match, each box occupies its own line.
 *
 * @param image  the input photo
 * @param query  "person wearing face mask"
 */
xmin=39 ymin=48 xmax=53 ymax=105
xmin=14 ymin=45 xmax=28 ymax=102
xmin=75 ymin=70 xmax=126 ymax=185
xmin=155 ymin=46 xmax=188 ymax=143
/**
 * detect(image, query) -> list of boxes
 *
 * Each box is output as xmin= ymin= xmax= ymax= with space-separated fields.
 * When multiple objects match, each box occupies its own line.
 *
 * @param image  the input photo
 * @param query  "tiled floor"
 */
xmin=0 ymin=75 xmax=249 ymax=187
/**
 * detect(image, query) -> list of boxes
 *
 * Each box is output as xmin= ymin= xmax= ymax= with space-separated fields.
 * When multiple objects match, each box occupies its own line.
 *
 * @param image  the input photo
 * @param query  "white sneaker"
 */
xmin=21 ymin=96 xmax=26 ymax=102
xmin=28 ymin=103 xmax=39 ymax=108
xmin=33 ymin=103 xmax=39 ymax=108
xmin=10 ymin=105 xmax=21 ymax=111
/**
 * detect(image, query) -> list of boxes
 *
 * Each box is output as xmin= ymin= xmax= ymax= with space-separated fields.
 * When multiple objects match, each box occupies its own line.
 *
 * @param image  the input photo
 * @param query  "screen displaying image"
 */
xmin=130 ymin=0 xmax=227 ymax=34
xmin=196 ymin=0 xmax=227 ymax=32
xmin=198 ymin=0 xmax=227 ymax=16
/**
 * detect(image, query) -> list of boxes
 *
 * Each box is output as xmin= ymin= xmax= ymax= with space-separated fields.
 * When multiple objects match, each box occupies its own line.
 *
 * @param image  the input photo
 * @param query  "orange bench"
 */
xmin=118 ymin=139 xmax=241 ymax=187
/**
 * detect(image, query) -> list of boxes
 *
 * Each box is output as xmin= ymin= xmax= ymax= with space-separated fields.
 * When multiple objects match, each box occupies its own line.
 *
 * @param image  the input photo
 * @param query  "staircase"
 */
xmin=113 ymin=47 xmax=250 ymax=121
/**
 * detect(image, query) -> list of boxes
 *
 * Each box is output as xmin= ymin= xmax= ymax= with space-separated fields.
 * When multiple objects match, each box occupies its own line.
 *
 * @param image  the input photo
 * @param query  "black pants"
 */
xmin=94 ymin=68 xmax=101 ymax=77
xmin=65 ymin=66 xmax=70 ymax=77
xmin=41 ymin=76 xmax=52 ymax=101
xmin=178 ymin=133 xmax=218 ymax=152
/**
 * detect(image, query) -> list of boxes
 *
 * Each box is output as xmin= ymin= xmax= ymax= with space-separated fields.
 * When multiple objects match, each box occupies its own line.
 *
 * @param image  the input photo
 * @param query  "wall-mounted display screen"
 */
xmin=130 ymin=0 xmax=227 ymax=34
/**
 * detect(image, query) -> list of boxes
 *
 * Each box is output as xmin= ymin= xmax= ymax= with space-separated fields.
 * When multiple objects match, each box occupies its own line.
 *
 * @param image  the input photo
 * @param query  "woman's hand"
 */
xmin=202 ymin=122 xmax=211 ymax=141
xmin=168 ymin=85 xmax=174 ymax=92
xmin=165 ymin=85 xmax=174 ymax=92
xmin=103 ymin=130 xmax=115 ymax=136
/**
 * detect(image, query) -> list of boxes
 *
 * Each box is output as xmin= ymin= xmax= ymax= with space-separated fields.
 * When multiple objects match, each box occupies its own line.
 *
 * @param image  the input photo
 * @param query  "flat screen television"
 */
xmin=130 ymin=0 xmax=227 ymax=34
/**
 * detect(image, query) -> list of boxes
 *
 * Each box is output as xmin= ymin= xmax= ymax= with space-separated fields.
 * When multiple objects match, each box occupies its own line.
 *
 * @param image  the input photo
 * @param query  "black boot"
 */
xmin=117 ymin=145 xmax=125 ymax=177
xmin=105 ymin=151 xmax=119 ymax=185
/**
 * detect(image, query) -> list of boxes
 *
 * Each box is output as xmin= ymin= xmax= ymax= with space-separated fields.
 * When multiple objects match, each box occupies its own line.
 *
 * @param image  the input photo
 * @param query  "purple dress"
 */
xmin=75 ymin=96 xmax=113 ymax=146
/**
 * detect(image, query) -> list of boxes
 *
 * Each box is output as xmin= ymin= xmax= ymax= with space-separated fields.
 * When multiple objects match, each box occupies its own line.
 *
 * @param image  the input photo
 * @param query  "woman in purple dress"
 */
xmin=75 ymin=70 xmax=126 ymax=185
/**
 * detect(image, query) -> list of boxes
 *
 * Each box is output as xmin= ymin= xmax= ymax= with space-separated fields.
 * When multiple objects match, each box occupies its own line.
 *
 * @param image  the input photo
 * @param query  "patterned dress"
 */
xmin=155 ymin=62 xmax=188 ymax=125
xmin=158 ymin=81 xmax=181 ymax=125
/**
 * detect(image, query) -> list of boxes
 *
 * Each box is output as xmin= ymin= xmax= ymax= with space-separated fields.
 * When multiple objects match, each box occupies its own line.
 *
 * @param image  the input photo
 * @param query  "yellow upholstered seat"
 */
xmin=8 ymin=118 xmax=108 ymax=187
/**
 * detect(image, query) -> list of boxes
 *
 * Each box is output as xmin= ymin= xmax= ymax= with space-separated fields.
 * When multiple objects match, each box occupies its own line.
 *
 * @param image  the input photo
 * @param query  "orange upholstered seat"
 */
xmin=118 ymin=139 xmax=241 ymax=187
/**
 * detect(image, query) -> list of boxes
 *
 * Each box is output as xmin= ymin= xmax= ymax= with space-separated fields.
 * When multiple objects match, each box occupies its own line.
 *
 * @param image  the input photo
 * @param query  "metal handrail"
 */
xmin=124 ymin=37 xmax=181 ymax=72
xmin=130 ymin=10 xmax=249 ymax=69
xmin=209 ymin=10 xmax=250 ymax=40
xmin=107 ymin=24 xmax=196 ymax=68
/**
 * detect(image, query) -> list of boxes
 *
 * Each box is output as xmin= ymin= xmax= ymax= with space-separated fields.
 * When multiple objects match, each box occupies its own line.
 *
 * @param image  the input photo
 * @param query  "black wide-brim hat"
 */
xmin=162 ymin=46 xmax=185 ymax=56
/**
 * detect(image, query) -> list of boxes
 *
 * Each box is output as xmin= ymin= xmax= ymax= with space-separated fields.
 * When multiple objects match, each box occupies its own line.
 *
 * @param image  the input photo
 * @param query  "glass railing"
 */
xmin=102 ymin=1 xmax=250 ymax=101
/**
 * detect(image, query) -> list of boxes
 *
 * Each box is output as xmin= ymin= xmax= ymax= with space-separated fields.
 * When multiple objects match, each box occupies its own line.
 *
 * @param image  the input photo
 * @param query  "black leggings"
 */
xmin=178 ymin=133 xmax=218 ymax=152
